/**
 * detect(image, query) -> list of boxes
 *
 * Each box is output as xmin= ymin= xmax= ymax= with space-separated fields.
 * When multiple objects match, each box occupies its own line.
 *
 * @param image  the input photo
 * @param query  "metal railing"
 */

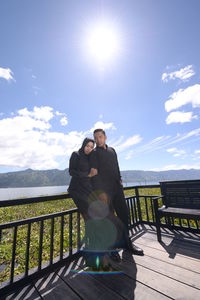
xmin=0 ymin=193 xmax=81 ymax=297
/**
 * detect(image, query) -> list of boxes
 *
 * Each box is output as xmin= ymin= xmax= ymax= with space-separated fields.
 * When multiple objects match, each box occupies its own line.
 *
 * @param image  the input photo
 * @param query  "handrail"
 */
xmin=0 ymin=192 xmax=71 ymax=207
xmin=0 ymin=207 xmax=78 ymax=230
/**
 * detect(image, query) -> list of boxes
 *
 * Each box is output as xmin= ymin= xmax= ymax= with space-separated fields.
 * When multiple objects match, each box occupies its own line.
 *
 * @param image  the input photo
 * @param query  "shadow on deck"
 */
xmin=3 ymin=225 xmax=200 ymax=300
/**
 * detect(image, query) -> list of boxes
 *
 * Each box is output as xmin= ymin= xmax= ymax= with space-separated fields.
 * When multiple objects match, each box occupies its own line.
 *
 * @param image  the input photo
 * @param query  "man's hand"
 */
xmin=88 ymin=168 xmax=98 ymax=177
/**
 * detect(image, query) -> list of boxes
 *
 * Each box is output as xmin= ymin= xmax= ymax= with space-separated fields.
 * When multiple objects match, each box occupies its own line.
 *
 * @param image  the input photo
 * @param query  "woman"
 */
xmin=68 ymin=137 xmax=96 ymax=221
xmin=68 ymin=138 xmax=106 ymax=269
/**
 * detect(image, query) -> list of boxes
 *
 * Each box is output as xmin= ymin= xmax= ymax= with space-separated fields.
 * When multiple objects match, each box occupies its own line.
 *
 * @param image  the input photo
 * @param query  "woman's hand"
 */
xmin=88 ymin=168 xmax=98 ymax=177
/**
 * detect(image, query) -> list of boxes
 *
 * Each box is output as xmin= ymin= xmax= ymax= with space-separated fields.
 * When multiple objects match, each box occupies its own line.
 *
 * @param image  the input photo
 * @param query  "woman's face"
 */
xmin=84 ymin=141 xmax=94 ymax=155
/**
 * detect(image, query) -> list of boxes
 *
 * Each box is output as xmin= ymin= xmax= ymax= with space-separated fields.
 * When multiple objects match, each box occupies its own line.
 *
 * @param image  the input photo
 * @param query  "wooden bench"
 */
xmin=154 ymin=179 xmax=200 ymax=241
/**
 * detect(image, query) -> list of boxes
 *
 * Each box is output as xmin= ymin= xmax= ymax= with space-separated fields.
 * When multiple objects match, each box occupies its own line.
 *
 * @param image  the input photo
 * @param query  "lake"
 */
xmin=0 ymin=182 xmax=159 ymax=201
xmin=0 ymin=186 xmax=68 ymax=201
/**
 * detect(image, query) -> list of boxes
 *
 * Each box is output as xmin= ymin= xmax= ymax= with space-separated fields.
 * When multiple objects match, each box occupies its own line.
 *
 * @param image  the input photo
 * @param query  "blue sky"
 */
xmin=0 ymin=0 xmax=200 ymax=173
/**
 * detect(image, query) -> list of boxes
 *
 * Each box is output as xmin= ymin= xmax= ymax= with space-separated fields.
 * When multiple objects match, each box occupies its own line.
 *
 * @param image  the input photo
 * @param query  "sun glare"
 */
xmin=84 ymin=20 xmax=121 ymax=68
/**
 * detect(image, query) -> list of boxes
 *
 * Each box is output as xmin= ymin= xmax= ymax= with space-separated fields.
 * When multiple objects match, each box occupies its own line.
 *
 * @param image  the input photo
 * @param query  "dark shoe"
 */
xmin=126 ymin=239 xmax=144 ymax=256
xmin=109 ymin=252 xmax=121 ymax=262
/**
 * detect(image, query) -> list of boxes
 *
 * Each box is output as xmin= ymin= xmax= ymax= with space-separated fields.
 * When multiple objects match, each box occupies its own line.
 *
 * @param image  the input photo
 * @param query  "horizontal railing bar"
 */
xmin=138 ymin=195 xmax=162 ymax=198
xmin=123 ymin=184 xmax=160 ymax=190
xmin=0 ymin=208 xmax=78 ymax=230
xmin=0 ymin=193 xmax=71 ymax=207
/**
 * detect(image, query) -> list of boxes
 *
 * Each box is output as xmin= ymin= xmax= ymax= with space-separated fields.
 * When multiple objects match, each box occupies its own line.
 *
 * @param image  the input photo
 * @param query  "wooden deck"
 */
xmin=3 ymin=225 xmax=200 ymax=300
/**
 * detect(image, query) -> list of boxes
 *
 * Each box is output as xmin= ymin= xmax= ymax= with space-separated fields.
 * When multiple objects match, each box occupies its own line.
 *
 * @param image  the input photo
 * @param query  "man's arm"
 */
xmin=112 ymin=148 xmax=123 ymax=185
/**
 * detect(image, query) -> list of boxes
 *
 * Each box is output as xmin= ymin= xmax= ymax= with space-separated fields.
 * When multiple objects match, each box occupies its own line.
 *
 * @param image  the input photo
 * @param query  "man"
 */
xmin=90 ymin=128 xmax=144 ymax=257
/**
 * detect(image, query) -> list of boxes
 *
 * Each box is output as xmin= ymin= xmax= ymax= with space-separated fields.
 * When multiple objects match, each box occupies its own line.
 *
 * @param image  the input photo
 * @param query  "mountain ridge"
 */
xmin=0 ymin=168 xmax=200 ymax=188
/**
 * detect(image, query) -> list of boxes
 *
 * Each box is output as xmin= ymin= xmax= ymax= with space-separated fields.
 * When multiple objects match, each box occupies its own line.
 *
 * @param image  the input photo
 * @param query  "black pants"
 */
xmin=103 ymin=182 xmax=130 ymax=248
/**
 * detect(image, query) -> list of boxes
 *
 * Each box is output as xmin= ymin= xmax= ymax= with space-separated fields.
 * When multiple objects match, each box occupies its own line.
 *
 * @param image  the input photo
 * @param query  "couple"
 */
xmin=68 ymin=128 xmax=143 ymax=270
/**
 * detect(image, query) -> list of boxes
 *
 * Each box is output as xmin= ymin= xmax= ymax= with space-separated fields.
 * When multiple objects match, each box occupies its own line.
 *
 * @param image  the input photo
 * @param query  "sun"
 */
xmin=84 ymin=20 xmax=121 ymax=67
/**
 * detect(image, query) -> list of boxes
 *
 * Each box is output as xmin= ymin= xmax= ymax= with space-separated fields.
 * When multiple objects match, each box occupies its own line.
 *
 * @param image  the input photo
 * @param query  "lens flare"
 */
xmin=96 ymin=255 xmax=100 ymax=269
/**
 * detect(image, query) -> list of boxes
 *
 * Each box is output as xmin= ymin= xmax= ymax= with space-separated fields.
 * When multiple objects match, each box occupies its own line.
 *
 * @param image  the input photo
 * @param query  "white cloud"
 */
xmin=193 ymin=149 xmax=200 ymax=160
xmin=56 ymin=111 xmax=65 ymax=116
xmin=115 ymin=135 xmax=142 ymax=153
xmin=162 ymin=65 xmax=195 ymax=82
xmin=127 ymin=128 xmax=200 ymax=157
xmin=166 ymin=111 xmax=198 ymax=124
xmin=167 ymin=147 xmax=186 ymax=158
xmin=18 ymin=106 xmax=54 ymax=122
xmin=60 ymin=116 xmax=68 ymax=126
xmin=0 ymin=106 xmax=80 ymax=169
xmin=0 ymin=108 xmax=139 ymax=170
xmin=109 ymin=136 xmax=124 ymax=148
xmin=165 ymin=84 xmax=200 ymax=112
xmin=0 ymin=67 xmax=14 ymax=81
xmin=89 ymin=121 xmax=116 ymax=133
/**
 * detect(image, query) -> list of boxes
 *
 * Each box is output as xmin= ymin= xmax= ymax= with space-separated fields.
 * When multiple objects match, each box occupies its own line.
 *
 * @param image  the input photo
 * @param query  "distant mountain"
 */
xmin=121 ymin=169 xmax=200 ymax=184
xmin=0 ymin=168 xmax=200 ymax=188
xmin=0 ymin=169 xmax=71 ymax=188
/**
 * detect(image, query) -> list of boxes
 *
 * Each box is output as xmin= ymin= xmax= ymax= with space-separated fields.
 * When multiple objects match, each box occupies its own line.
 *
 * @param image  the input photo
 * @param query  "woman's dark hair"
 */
xmin=79 ymin=137 xmax=95 ymax=153
xmin=93 ymin=128 xmax=106 ymax=136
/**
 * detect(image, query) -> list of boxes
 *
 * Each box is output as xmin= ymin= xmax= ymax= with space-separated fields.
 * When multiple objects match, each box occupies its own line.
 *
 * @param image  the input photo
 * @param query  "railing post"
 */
xmin=154 ymin=197 xmax=161 ymax=242
xmin=135 ymin=186 xmax=142 ymax=223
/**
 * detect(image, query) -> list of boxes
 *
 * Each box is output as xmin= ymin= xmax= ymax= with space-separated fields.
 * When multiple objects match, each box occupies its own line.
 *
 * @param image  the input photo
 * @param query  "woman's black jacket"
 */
xmin=68 ymin=150 xmax=92 ymax=196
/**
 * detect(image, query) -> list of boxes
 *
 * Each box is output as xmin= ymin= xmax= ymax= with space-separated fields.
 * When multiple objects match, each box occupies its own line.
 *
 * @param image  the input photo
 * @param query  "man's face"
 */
xmin=94 ymin=131 xmax=107 ymax=147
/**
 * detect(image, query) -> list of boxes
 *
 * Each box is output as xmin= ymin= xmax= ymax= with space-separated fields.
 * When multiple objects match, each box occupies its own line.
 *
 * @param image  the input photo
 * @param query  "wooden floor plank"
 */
xmin=3 ymin=283 xmax=41 ymax=300
xmin=124 ymin=251 xmax=200 ymax=290
xmin=34 ymin=270 xmax=81 ymax=300
xmin=133 ymin=231 xmax=200 ymax=261
xmin=74 ymin=254 xmax=170 ymax=300
xmin=114 ymin=251 xmax=200 ymax=300
xmin=133 ymin=243 xmax=200 ymax=274
xmin=57 ymin=257 xmax=124 ymax=300
xmin=92 ymin=267 xmax=170 ymax=300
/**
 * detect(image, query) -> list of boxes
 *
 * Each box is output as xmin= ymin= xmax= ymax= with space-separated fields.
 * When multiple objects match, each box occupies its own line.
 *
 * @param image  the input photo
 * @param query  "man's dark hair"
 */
xmin=93 ymin=128 xmax=106 ymax=136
